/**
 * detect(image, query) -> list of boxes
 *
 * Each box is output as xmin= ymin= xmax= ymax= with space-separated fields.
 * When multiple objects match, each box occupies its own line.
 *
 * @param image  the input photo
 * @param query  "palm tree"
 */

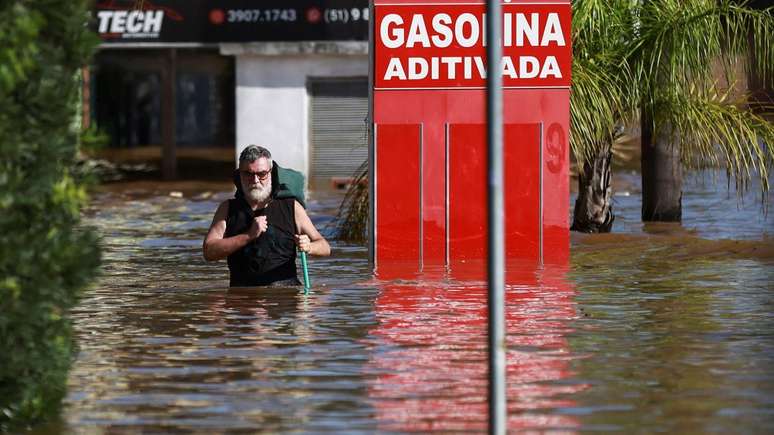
xmin=570 ymin=0 xmax=638 ymax=232
xmin=570 ymin=0 xmax=774 ymax=230
xmin=633 ymin=0 xmax=774 ymax=221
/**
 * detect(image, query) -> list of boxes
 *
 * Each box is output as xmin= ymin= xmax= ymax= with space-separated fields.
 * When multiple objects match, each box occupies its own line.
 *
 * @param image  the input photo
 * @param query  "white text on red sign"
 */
xmin=375 ymin=4 xmax=572 ymax=89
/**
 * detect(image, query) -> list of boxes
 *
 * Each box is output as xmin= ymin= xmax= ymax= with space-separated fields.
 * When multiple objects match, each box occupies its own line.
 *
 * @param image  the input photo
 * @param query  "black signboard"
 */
xmin=94 ymin=0 xmax=369 ymax=44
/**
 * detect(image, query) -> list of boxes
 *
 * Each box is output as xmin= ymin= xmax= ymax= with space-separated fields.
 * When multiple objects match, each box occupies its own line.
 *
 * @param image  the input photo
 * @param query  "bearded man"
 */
xmin=203 ymin=145 xmax=330 ymax=287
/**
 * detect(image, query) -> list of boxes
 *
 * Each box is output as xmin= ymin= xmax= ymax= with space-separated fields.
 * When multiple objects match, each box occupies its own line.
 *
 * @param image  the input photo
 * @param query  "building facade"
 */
xmin=91 ymin=0 xmax=369 ymax=186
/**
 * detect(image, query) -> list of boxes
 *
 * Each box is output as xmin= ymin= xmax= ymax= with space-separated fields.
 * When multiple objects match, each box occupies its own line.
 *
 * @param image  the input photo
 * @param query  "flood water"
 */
xmin=35 ymin=171 xmax=773 ymax=433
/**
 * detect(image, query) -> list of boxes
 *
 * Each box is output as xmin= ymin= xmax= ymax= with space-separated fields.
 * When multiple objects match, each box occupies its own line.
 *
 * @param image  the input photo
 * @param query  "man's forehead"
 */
xmin=241 ymin=158 xmax=271 ymax=171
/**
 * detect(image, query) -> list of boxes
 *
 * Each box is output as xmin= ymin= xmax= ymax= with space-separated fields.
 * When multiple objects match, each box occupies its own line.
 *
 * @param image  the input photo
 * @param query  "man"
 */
xmin=203 ymin=145 xmax=330 ymax=286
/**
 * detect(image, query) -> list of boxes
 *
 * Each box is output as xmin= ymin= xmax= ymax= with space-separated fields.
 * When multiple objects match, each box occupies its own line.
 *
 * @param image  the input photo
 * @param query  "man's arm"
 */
xmin=203 ymin=200 xmax=265 ymax=261
xmin=294 ymin=200 xmax=331 ymax=256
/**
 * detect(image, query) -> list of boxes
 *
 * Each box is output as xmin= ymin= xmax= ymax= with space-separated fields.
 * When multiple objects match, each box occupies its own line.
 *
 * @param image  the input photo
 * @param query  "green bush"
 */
xmin=0 ymin=0 xmax=100 ymax=431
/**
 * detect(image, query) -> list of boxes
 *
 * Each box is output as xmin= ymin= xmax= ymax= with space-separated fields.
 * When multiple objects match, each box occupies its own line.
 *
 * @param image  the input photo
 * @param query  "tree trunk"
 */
xmin=641 ymin=111 xmax=682 ymax=222
xmin=571 ymin=139 xmax=615 ymax=233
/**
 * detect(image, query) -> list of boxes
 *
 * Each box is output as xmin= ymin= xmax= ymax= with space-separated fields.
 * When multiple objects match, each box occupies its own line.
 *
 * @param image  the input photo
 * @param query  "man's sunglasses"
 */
xmin=240 ymin=170 xmax=270 ymax=180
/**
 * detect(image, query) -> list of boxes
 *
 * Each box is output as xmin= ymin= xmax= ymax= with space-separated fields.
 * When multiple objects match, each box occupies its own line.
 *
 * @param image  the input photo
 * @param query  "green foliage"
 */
xmin=570 ymin=0 xmax=639 ymax=163
xmin=632 ymin=0 xmax=774 ymax=193
xmin=78 ymin=125 xmax=109 ymax=154
xmin=332 ymin=162 xmax=369 ymax=243
xmin=571 ymin=0 xmax=774 ymax=199
xmin=0 ymin=0 xmax=100 ymax=431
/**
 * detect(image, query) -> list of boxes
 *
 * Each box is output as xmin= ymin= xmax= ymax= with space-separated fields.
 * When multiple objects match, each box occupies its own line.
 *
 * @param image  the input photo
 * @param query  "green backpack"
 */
xmin=272 ymin=163 xmax=306 ymax=209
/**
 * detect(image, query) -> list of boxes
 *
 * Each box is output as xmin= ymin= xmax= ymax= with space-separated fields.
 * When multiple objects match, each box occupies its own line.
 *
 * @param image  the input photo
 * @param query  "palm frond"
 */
xmin=570 ymin=0 xmax=638 ymax=163
xmin=657 ymin=85 xmax=774 ymax=195
xmin=571 ymin=56 xmax=636 ymax=163
xmin=330 ymin=161 xmax=369 ymax=243
xmin=633 ymin=0 xmax=774 ymax=106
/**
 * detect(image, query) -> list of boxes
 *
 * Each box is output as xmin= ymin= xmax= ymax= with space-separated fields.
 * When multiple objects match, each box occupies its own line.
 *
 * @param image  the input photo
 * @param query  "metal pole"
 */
xmin=485 ymin=1 xmax=506 ymax=434
xmin=368 ymin=0 xmax=376 ymax=267
xmin=300 ymin=251 xmax=311 ymax=293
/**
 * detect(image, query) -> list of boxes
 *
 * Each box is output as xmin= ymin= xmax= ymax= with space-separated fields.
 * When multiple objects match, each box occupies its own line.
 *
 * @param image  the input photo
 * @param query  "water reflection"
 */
xmin=36 ymin=174 xmax=774 ymax=433
xmin=366 ymin=266 xmax=584 ymax=432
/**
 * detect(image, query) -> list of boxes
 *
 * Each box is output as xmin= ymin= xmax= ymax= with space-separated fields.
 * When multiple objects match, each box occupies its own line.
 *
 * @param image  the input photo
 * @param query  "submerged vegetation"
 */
xmin=571 ymin=0 xmax=774 ymax=229
xmin=331 ymin=162 xmax=369 ymax=243
xmin=0 ymin=0 xmax=100 ymax=430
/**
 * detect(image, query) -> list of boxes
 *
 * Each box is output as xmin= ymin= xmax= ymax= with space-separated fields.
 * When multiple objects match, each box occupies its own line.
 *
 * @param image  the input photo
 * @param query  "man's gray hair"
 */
xmin=239 ymin=145 xmax=272 ymax=166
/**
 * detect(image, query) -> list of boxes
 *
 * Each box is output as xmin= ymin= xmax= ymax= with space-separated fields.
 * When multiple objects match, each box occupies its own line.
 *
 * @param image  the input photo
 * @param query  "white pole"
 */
xmin=485 ymin=0 xmax=506 ymax=434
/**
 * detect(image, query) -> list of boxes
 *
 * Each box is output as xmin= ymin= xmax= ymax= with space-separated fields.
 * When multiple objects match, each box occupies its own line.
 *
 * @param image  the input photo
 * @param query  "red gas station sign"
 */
xmin=371 ymin=0 xmax=571 ymax=280
xmin=375 ymin=2 xmax=571 ymax=89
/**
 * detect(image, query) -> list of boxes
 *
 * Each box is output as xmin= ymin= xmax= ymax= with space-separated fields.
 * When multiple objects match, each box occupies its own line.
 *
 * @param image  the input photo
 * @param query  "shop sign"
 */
xmin=95 ymin=0 xmax=368 ymax=44
xmin=374 ymin=3 xmax=571 ymax=89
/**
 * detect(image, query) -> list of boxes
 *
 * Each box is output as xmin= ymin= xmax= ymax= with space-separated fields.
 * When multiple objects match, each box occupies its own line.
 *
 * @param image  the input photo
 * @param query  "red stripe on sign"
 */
xmin=504 ymin=123 xmax=541 ymax=263
xmin=448 ymin=124 xmax=487 ymax=263
xmin=448 ymin=124 xmax=542 ymax=265
xmin=376 ymin=124 xmax=423 ymax=272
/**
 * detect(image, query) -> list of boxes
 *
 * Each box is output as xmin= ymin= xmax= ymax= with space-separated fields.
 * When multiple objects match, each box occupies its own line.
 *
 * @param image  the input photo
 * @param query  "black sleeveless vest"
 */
xmin=225 ymin=197 xmax=299 ymax=286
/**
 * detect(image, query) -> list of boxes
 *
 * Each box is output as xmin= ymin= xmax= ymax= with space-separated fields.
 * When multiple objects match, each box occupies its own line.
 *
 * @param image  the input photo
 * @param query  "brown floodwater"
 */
xmin=31 ymin=170 xmax=773 ymax=433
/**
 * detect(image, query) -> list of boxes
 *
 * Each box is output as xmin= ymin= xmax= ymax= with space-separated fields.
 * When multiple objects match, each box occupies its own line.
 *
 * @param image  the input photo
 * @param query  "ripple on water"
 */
xmin=43 ymin=181 xmax=774 ymax=433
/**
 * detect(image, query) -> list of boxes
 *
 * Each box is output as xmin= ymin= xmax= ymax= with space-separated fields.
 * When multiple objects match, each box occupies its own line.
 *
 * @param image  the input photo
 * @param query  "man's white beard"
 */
xmin=247 ymin=183 xmax=271 ymax=203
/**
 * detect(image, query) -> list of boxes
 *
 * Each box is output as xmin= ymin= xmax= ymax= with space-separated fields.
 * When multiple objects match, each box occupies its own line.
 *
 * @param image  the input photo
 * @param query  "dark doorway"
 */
xmin=93 ymin=49 xmax=234 ymax=148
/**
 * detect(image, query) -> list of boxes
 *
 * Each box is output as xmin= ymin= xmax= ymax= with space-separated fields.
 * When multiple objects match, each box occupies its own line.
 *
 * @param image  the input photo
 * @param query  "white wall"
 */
xmin=234 ymin=54 xmax=367 ymax=175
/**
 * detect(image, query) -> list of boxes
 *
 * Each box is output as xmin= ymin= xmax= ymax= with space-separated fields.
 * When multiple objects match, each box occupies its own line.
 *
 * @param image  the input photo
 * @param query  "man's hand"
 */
xmin=248 ymin=216 xmax=268 ymax=240
xmin=295 ymin=234 xmax=311 ymax=253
